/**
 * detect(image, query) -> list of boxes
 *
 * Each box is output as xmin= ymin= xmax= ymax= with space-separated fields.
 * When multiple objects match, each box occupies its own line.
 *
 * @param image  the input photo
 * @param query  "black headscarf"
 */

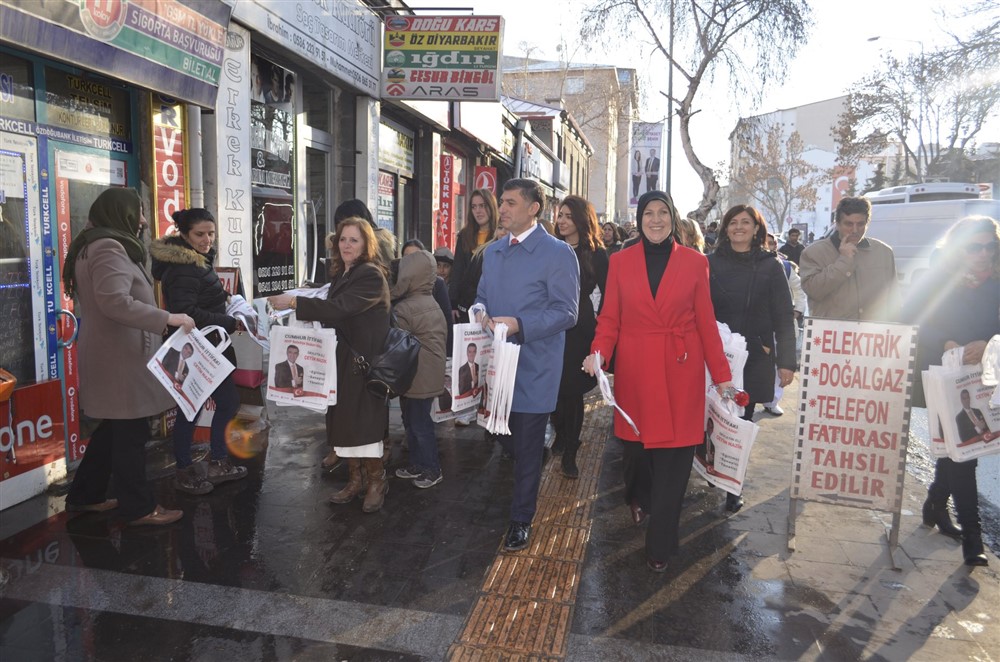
xmin=636 ymin=190 xmax=681 ymax=243
xmin=63 ymin=188 xmax=148 ymax=297
xmin=635 ymin=190 xmax=680 ymax=298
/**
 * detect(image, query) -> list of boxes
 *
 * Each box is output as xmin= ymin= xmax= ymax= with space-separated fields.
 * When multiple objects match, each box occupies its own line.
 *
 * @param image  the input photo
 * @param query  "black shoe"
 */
xmin=922 ymin=497 xmax=963 ymax=539
xmin=629 ymin=500 xmax=648 ymax=525
xmin=646 ymin=556 xmax=667 ymax=573
xmin=725 ymin=493 xmax=744 ymax=513
xmin=503 ymin=521 xmax=531 ymax=551
xmin=561 ymin=452 xmax=579 ymax=479
xmin=963 ymin=534 xmax=989 ymax=567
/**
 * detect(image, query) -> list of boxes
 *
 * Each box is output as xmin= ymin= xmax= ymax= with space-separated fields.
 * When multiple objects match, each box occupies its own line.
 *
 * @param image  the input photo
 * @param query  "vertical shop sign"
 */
xmin=377 ymin=172 xmax=396 ymax=233
xmin=437 ymin=154 xmax=454 ymax=249
xmin=215 ymin=24 xmax=253 ymax=294
xmin=151 ymin=95 xmax=187 ymax=238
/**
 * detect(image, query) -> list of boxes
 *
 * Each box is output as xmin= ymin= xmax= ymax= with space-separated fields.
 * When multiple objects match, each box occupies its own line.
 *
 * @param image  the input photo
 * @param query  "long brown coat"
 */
xmin=296 ymin=261 xmax=391 ymax=447
xmin=75 ymin=239 xmax=173 ymax=419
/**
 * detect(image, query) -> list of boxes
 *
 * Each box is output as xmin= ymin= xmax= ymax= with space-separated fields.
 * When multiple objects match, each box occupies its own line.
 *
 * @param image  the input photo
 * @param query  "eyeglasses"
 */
xmin=964 ymin=242 xmax=998 ymax=255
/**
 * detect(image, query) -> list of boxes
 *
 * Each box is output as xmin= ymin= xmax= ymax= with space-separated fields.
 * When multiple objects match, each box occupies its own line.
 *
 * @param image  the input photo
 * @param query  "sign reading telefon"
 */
xmin=789 ymin=318 xmax=917 ymax=564
xmin=151 ymin=94 xmax=188 ymax=238
xmin=437 ymin=154 xmax=454 ymax=249
xmin=382 ymin=15 xmax=504 ymax=101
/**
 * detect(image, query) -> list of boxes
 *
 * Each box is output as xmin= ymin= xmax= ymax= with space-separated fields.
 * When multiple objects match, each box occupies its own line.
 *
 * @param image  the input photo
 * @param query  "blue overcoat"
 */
xmin=476 ymin=225 xmax=579 ymax=413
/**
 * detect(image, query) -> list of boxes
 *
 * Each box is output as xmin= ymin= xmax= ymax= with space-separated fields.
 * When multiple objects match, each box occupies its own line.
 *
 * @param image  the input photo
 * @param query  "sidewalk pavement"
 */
xmin=1 ymin=381 xmax=997 ymax=661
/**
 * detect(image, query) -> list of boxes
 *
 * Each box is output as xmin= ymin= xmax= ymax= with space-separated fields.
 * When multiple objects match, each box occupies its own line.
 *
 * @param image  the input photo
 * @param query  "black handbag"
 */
xmin=346 ymin=316 xmax=421 ymax=401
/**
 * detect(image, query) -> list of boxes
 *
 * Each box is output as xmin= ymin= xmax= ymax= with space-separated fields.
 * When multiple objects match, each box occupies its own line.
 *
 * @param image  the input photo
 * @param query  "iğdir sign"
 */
xmin=791 ymin=319 xmax=917 ymax=513
xmin=382 ymin=15 xmax=504 ymax=101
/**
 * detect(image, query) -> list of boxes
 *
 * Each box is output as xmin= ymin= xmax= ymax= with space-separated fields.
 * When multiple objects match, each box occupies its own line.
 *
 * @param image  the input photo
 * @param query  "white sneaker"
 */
xmin=764 ymin=404 xmax=784 ymax=416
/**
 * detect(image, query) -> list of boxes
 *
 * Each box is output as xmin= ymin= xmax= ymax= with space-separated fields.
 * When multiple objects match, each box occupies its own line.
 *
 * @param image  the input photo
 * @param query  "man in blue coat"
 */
xmin=475 ymin=178 xmax=579 ymax=551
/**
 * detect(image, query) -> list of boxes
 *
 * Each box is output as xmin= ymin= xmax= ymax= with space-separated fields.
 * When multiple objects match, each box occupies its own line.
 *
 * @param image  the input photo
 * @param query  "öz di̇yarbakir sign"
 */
xmin=792 ymin=319 xmax=917 ymax=513
xmin=381 ymin=15 xmax=503 ymax=101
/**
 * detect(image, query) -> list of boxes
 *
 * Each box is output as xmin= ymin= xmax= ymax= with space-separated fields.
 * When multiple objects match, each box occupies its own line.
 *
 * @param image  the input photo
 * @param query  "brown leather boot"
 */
xmin=321 ymin=448 xmax=341 ymax=471
xmin=362 ymin=457 xmax=388 ymax=513
xmin=330 ymin=459 xmax=363 ymax=504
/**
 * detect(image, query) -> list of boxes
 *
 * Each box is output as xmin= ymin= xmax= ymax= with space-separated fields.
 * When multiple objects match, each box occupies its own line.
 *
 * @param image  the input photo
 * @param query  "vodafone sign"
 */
xmin=473 ymin=166 xmax=497 ymax=194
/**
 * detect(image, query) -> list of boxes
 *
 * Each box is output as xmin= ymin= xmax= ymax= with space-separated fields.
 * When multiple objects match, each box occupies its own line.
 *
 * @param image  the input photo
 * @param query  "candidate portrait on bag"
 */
xmin=956 ymin=389 xmax=993 ymax=443
xmin=161 ymin=342 xmax=194 ymax=389
xmin=457 ymin=342 xmax=481 ymax=396
xmin=273 ymin=343 xmax=306 ymax=391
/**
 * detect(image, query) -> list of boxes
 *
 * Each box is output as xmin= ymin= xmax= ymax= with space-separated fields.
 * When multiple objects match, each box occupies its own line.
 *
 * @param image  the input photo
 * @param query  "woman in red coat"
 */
xmin=584 ymin=191 xmax=733 ymax=572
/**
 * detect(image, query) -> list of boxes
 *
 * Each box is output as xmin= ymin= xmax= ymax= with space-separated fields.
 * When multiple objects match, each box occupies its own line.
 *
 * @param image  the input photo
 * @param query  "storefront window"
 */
xmin=251 ymin=54 xmax=296 ymax=297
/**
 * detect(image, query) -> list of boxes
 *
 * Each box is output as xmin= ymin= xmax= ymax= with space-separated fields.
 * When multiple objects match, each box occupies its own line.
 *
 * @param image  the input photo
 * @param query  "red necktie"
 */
xmin=511 ymin=238 xmax=519 ymax=245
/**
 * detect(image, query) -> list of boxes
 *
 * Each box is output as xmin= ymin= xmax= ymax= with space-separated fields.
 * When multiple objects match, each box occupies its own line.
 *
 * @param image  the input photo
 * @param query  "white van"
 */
xmin=862 ymin=184 xmax=999 ymax=286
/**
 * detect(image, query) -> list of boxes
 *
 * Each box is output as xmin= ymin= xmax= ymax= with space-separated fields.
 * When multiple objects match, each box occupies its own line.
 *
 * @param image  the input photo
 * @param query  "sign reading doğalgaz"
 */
xmin=791 ymin=319 xmax=917 ymax=513
xmin=382 ymin=15 xmax=504 ymax=101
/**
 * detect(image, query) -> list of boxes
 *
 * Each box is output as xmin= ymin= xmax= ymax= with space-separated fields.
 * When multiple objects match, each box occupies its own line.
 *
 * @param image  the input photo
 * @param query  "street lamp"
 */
xmin=868 ymin=35 xmax=927 ymax=183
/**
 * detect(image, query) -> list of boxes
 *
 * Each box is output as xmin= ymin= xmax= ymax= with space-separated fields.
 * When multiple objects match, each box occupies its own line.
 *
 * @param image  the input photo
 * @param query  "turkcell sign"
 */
xmin=381 ymin=15 xmax=503 ymax=101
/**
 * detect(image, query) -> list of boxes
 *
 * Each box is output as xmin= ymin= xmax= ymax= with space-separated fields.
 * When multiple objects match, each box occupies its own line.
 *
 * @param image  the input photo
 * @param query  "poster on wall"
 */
xmin=250 ymin=53 xmax=295 ymax=298
xmin=0 ymin=133 xmax=47 ymax=386
xmin=382 ymin=15 xmax=504 ymax=101
xmin=629 ymin=122 xmax=663 ymax=206
xmin=791 ymin=319 xmax=917 ymax=513
xmin=377 ymin=171 xmax=396 ymax=233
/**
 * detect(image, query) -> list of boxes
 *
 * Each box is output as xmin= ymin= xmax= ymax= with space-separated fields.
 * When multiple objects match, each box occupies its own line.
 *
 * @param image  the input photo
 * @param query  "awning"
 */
xmin=1 ymin=0 xmax=232 ymax=108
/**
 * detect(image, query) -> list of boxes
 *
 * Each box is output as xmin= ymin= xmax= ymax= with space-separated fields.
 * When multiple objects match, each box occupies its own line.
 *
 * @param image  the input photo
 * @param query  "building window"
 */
xmin=565 ymin=77 xmax=584 ymax=95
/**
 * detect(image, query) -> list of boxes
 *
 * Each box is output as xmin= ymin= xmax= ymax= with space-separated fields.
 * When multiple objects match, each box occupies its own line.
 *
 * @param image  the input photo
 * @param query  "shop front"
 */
xmin=0 ymin=0 xmax=232 ymax=507
xmin=213 ymin=0 xmax=381 ymax=294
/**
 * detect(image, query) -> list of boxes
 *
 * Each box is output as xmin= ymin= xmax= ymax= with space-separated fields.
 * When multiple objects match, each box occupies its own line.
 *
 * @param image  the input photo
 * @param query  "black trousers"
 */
xmin=495 ymin=411 xmax=549 ymax=523
xmin=551 ymin=393 xmax=584 ymax=455
xmin=622 ymin=439 xmax=651 ymax=510
xmin=67 ymin=418 xmax=156 ymax=521
xmin=646 ymin=445 xmax=697 ymax=561
xmin=928 ymin=457 xmax=981 ymax=532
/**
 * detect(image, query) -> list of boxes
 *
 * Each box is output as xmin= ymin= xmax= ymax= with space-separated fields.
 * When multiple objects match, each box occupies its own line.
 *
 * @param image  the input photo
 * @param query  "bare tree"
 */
xmin=730 ymin=120 xmax=820 ymax=233
xmin=941 ymin=1 xmax=999 ymax=71
xmin=582 ymin=0 xmax=812 ymax=222
xmin=841 ymin=49 xmax=1000 ymax=183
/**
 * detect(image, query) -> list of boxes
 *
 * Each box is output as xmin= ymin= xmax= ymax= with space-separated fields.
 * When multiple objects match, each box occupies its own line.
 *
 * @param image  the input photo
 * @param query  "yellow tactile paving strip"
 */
xmin=448 ymin=395 xmax=611 ymax=660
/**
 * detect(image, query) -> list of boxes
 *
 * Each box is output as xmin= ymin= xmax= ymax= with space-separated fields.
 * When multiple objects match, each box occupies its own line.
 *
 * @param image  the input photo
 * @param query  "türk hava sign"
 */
xmin=791 ymin=319 xmax=917 ymax=513
xmin=436 ymin=154 xmax=454 ymax=249
xmin=382 ymin=15 xmax=503 ymax=101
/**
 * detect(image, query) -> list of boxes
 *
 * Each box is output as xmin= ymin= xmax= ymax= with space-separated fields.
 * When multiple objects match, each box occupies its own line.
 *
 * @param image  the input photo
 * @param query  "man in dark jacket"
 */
xmin=778 ymin=228 xmax=805 ymax=265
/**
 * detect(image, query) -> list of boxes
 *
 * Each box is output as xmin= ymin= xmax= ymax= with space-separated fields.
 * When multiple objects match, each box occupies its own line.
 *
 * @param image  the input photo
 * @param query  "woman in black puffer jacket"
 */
xmin=151 ymin=208 xmax=248 ymax=495
xmin=708 ymin=205 xmax=796 ymax=512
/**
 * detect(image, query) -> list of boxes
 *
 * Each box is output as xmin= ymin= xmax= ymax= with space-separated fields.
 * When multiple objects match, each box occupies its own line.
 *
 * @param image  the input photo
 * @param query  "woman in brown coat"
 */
xmin=270 ymin=217 xmax=391 ymax=512
xmin=391 ymin=248 xmax=448 ymax=488
xmin=62 ymin=188 xmax=194 ymax=526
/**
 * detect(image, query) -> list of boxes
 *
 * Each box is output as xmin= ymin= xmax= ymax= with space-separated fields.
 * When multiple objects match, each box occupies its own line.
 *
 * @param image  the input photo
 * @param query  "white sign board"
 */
xmin=231 ymin=0 xmax=380 ymax=96
xmin=791 ymin=319 xmax=917 ymax=513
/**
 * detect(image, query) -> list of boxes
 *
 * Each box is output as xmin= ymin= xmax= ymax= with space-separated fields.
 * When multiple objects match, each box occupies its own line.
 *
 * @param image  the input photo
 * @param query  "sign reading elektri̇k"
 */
xmin=381 ymin=15 xmax=503 ymax=101
xmin=791 ymin=319 xmax=917 ymax=513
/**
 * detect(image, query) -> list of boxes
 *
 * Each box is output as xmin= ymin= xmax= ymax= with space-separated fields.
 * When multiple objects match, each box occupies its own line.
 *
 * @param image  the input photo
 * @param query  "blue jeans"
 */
xmin=172 ymin=374 xmax=240 ymax=468
xmin=400 ymin=396 xmax=439 ymax=474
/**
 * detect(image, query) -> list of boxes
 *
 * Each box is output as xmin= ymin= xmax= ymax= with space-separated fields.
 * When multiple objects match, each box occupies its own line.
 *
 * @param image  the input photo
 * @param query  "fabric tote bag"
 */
xmin=148 ymin=325 xmax=235 ymax=422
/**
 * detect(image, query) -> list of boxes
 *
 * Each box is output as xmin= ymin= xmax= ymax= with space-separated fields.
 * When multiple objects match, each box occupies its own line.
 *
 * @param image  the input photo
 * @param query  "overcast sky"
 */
xmin=427 ymin=0 xmax=994 ymax=216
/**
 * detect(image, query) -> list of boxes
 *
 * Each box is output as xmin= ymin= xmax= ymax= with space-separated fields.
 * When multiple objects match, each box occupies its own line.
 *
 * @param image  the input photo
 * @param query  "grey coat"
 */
xmin=75 ymin=239 xmax=173 ymax=419
xmin=391 ymin=251 xmax=447 ymax=399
